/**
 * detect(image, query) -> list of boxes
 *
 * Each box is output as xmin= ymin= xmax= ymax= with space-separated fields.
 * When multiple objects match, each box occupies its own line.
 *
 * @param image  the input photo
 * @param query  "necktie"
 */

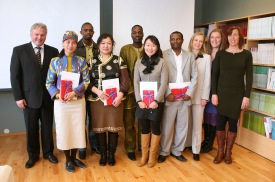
xmin=36 ymin=47 xmax=42 ymax=66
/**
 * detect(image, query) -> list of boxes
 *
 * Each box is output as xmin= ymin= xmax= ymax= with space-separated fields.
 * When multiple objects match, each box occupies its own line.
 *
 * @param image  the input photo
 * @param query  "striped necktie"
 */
xmin=36 ymin=47 xmax=42 ymax=67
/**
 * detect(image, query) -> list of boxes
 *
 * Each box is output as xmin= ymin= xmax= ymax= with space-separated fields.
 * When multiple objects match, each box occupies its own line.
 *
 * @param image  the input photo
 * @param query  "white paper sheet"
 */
xmin=169 ymin=82 xmax=191 ymax=90
xmin=61 ymin=71 xmax=80 ymax=89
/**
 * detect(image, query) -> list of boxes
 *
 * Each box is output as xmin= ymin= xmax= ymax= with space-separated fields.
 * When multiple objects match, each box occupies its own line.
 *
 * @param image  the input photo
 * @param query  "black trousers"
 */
xmin=23 ymin=99 xmax=54 ymax=159
xmin=139 ymin=119 xmax=161 ymax=135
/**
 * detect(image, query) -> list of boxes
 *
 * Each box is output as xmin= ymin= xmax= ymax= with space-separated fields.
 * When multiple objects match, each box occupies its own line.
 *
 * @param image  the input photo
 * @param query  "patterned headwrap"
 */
xmin=63 ymin=31 xmax=78 ymax=42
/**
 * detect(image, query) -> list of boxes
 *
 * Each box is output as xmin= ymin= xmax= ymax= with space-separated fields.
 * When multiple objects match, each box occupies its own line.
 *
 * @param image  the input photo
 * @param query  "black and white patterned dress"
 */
xmin=88 ymin=54 xmax=129 ymax=133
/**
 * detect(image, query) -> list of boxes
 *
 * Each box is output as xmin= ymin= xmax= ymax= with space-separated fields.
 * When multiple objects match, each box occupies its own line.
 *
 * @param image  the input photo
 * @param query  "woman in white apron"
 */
xmin=46 ymin=31 xmax=90 ymax=173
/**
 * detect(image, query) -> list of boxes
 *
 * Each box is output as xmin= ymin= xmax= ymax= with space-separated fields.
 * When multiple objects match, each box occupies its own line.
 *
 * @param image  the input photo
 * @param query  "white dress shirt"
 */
xmin=172 ymin=50 xmax=183 ymax=83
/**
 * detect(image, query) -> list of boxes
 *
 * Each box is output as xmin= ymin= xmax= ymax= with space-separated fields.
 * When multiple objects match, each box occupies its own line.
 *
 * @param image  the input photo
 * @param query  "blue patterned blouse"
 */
xmin=46 ymin=55 xmax=90 ymax=99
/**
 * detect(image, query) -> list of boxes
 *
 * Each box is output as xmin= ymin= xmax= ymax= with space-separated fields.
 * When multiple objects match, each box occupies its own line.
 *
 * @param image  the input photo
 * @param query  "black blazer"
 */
xmin=10 ymin=42 xmax=59 ymax=108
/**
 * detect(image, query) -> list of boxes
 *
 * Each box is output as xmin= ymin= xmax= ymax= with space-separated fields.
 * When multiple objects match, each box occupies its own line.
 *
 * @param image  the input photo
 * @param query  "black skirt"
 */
xmin=135 ymin=102 xmax=164 ymax=121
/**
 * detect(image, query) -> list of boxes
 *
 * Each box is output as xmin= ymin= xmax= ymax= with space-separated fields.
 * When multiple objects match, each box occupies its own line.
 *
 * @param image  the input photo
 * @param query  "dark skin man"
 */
xmin=166 ymin=32 xmax=191 ymax=102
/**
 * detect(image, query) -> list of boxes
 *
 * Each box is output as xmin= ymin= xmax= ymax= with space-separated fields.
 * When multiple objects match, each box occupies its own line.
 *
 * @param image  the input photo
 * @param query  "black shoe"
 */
xmin=91 ymin=147 xmax=100 ymax=154
xmin=157 ymin=155 xmax=167 ymax=163
xmin=73 ymin=159 xmax=86 ymax=168
xmin=65 ymin=161 xmax=75 ymax=173
xmin=78 ymin=150 xmax=86 ymax=160
xmin=127 ymin=152 xmax=136 ymax=161
xmin=201 ymin=144 xmax=213 ymax=153
xmin=185 ymin=146 xmax=192 ymax=150
xmin=44 ymin=154 xmax=58 ymax=164
xmin=170 ymin=153 xmax=187 ymax=162
xmin=25 ymin=157 xmax=39 ymax=168
xmin=193 ymin=154 xmax=200 ymax=161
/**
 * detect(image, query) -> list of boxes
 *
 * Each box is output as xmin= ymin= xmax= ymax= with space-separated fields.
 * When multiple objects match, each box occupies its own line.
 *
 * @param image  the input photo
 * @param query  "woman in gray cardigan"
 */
xmin=134 ymin=35 xmax=168 ymax=168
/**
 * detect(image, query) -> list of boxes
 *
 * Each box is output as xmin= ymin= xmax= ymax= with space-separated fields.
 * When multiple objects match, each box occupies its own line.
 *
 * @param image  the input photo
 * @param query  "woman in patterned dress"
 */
xmin=88 ymin=33 xmax=129 ymax=166
xmin=46 ymin=31 xmax=89 ymax=173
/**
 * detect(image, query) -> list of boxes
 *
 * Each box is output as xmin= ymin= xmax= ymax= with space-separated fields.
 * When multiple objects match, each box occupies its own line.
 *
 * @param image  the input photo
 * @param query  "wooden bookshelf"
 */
xmin=253 ymin=64 xmax=275 ymax=67
xmin=237 ymin=126 xmax=275 ymax=162
xmin=241 ymin=11 xmax=275 ymax=161
xmin=248 ymin=38 xmax=275 ymax=41
xmin=252 ymin=86 xmax=275 ymax=93
xmin=246 ymin=108 xmax=275 ymax=118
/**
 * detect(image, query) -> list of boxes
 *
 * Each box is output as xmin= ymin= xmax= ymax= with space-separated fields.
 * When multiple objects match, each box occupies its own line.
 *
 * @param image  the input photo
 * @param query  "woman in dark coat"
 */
xmin=211 ymin=26 xmax=253 ymax=164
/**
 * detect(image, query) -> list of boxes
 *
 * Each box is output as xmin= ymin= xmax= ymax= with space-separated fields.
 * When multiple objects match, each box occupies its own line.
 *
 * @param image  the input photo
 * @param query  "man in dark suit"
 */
xmin=10 ymin=22 xmax=59 ymax=169
xmin=75 ymin=22 xmax=99 ymax=159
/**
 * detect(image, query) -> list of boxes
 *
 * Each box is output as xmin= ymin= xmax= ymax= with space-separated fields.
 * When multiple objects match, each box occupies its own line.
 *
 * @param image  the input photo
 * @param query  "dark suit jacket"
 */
xmin=75 ymin=39 xmax=98 ymax=64
xmin=10 ymin=42 xmax=59 ymax=108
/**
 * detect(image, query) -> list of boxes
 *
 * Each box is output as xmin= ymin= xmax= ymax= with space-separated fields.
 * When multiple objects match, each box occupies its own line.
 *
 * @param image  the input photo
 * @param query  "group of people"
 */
xmin=10 ymin=21 xmax=253 ymax=173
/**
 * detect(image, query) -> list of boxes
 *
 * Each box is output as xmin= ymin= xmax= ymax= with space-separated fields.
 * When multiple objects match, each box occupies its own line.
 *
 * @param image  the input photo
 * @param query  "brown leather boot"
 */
xmin=137 ymin=134 xmax=150 ymax=167
xmin=213 ymin=131 xmax=225 ymax=164
xmin=147 ymin=134 xmax=161 ymax=168
xmin=224 ymin=131 xmax=237 ymax=164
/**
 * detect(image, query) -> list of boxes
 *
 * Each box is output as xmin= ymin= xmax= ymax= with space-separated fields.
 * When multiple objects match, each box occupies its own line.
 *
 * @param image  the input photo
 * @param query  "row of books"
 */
xmin=218 ymin=22 xmax=248 ymax=37
xmin=194 ymin=22 xmax=248 ymax=40
xmin=242 ymin=111 xmax=275 ymax=139
xmin=248 ymin=16 xmax=275 ymax=38
xmin=249 ymin=91 xmax=275 ymax=115
xmin=251 ymin=43 xmax=275 ymax=64
xmin=253 ymin=66 xmax=275 ymax=90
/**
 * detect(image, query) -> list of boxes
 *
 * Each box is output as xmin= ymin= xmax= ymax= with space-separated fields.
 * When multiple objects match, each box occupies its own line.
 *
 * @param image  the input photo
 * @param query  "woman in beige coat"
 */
xmin=134 ymin=35 xmax=168 ymax=168
xmin=188 ymin=32 xmax=211 ymax=161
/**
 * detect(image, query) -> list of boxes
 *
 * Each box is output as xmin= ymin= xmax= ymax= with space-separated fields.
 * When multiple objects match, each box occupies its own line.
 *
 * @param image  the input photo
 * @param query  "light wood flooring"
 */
xmin=0 ymin=133 xmax=275 ymax=182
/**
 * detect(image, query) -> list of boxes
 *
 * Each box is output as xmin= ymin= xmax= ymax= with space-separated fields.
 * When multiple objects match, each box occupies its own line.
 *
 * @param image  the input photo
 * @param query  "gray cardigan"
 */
xmin=134 ymin=58 xmax=168 ymax=102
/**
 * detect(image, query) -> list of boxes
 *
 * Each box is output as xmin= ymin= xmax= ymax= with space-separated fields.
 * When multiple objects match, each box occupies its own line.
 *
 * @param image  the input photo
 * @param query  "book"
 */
xmin=267 ymin=68 xmax=275 ymax=90
xmin=264 ymin=117 xmax=272 ymax=138
xmin=140 ymin=82 xmax=158 ymax=106
xmin=169 ymin=82 xmax=191 ymax=100
xmin=272 ymin=118 xmax=275 ymax=140
xmin=60 ymin=80 xmax=72 ymax=100
xmin=143 ymin=90 xmax=154 ymax=107
xmin=171 ymin=88 xmax=188 ymax=100
xmin=105 ymin=88 xmax=117 ymax=106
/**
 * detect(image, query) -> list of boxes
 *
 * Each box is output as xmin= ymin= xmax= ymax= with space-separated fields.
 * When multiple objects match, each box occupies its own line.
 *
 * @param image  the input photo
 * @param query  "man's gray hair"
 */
xmin=30 ymin=22 xmax=47 ymax=34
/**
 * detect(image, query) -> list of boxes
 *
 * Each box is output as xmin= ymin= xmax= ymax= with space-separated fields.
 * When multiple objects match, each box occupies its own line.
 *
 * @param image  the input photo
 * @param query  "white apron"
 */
xmin=54 ymin=98 xmax=86 ymax=150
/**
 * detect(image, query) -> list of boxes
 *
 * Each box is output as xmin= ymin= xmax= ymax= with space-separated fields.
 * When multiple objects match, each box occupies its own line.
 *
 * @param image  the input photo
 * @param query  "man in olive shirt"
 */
xmin=75 ymin=22 xmax=99 ymax=159
xmin=119 ymin=25 xmax=144 ymax=160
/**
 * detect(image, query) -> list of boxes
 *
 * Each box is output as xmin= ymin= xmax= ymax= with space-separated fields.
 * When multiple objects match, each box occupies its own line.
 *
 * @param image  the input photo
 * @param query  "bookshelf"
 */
xmin=195 ymin=12 xmax=275 ymax=162
xmin=246 ymin=108 xmax=275 ymax=118
xmin=252 ymin=86 xmax=275 ymax=93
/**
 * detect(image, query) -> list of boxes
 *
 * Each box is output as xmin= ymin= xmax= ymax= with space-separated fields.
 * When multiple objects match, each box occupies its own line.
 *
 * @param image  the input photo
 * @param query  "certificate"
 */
xmin=61 ymin=71 xmax=80 ymax=100
xmin=61 ymin=71 xmax=80 ymax=89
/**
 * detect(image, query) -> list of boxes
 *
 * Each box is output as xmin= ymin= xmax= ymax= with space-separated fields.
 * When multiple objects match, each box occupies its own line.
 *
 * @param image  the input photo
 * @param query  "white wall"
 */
xmin=113 ymin=0 xmax=195 ymax=55
xmin=0 ymin=0 xmax=100 ymax=89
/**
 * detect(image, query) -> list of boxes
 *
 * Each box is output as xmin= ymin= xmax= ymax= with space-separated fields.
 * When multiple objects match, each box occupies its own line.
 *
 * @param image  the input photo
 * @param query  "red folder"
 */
xmin=60 ymin=80 xmax=72 ymax=100
xmin=106 ymin=88 xmax=117 ymax=106
xmin=143 ymin=90 xmax=154 ymax=106
xmin=171 ymin=87 xmax=188 ymax=100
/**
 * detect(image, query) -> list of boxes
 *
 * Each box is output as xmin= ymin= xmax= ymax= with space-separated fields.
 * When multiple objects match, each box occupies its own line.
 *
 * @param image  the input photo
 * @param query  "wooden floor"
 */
xmin=1 ymin=133 xmax=275 ymax=182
